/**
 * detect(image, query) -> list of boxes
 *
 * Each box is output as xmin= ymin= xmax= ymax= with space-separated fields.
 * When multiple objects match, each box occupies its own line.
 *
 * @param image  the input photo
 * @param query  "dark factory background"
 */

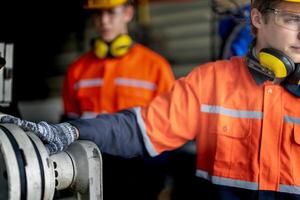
xmin=0 ymin=0 xmax=251 ymax=122
xmin=0 ymin=0 xmax=87 ymax=101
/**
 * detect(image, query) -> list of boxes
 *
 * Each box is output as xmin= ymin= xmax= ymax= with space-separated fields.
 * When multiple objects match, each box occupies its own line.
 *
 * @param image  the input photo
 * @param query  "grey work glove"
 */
xmin=0 ymin=115 xmax=78 ymax=155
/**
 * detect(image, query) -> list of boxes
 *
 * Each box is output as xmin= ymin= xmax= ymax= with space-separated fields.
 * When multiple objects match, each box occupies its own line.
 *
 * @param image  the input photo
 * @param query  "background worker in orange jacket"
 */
xmin=62 ymin=0 xmax=174 ymax=120
xmin=61 ymin=0 xmax=175 ymax=199
xmin=2 ymin=0 xmax=300 ymax=199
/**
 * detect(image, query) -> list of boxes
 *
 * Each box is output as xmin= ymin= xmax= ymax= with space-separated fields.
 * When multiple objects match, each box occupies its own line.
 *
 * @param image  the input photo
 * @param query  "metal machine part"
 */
xmin=0 ymin=123 xmax=103 ymax=200
xmin=0 ymin=43 xmax=14 ymax=107
xmin=0 ymin=56 xmax=5 ymax=69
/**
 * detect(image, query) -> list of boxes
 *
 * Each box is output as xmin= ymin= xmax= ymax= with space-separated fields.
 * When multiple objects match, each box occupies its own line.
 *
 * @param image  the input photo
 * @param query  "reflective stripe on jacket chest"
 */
xmin=73 ymin=78 xmax=157 ymax=90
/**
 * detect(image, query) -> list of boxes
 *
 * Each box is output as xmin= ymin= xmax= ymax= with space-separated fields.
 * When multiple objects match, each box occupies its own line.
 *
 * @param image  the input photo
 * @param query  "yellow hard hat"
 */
xmin=252 ymin=0 xmax=300 ymax=3
xmin=84 ymin=0 xmax=129 ymax=9
xmin=284 ymin=0 xmax=300 ymax=2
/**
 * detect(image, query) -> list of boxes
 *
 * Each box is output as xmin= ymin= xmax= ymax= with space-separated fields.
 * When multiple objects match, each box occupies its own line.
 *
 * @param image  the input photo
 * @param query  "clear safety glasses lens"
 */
xmin=270 ymin=8 xmax=300 ymax=31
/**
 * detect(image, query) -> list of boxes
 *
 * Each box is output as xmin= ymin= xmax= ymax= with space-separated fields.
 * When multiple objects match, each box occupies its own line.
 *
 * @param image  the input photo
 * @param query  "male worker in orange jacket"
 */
xmin=62 ymin=0 xmax=174 ymax=199
xmin=2 ymin=0 xmax=300 ymax=199
xmin=62 ymin=0 xmax=174 ymax=120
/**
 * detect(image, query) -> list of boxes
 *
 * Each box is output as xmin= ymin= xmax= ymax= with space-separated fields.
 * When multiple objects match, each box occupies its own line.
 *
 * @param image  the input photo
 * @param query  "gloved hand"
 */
xmin=0 ymin=115 xmax=78 ymax=155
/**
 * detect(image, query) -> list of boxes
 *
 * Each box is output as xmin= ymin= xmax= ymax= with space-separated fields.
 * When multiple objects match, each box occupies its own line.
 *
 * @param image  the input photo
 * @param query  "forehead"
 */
xmin=276 ymin=1 xmax=300 ymax=12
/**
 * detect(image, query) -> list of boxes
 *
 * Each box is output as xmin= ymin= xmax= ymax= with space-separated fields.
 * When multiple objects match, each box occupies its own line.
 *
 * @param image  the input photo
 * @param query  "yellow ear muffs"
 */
xmin=94 ymin=39 xmax=109 ymax=59
xmin=93 ymin=34 xmax=133 ymax=59
xmin=259 ymin=48 xmax=295 ymax=79
xmin=110 ymin=34 xmax=133 ymax=57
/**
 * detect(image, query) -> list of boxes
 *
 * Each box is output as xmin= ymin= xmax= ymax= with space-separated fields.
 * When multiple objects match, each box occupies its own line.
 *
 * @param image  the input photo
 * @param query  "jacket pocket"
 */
xmin=210 ymin=115 xmax=251 ymax=138
xmin=210 ymin=116 xmax=252 ymax=178
xmin=293 ymin=124 xmax=300 ymax=145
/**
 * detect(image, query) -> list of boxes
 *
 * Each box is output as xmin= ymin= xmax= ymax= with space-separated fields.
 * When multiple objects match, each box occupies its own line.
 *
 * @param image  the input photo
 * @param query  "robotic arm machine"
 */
xmin=0 ymin=122 xmax=103 ymax=200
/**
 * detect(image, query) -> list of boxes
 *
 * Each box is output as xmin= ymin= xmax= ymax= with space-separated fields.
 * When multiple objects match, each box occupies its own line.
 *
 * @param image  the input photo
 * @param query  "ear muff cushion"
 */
xmin=259 ymin=48 xmax=295 ymax=78
xmin=288 ymin=64 xmax=300 ymax=84
xmin=94 ymin=39 xmax=109 ymax=59
xmin=110 ymin=35 xmax=133 ymax=57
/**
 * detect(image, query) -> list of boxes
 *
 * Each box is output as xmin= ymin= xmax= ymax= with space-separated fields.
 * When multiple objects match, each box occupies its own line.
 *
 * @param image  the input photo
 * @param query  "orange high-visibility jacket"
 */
xmin=63 ymin=44 xmax=175 ymax=118
xmin=137 ymin=56 xmax=300 ymax=195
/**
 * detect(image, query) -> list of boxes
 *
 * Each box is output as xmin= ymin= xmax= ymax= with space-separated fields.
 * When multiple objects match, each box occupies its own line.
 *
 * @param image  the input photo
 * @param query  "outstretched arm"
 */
xmin=0 ymin=108 xmax=148 ymax=158
xmin=70 ymin=108 xmax=148 ymax=158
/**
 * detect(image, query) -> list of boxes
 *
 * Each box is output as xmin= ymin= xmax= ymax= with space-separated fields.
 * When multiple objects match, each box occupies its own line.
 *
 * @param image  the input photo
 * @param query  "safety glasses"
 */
xmin=267 ymin=8 xmax=300 ymax=31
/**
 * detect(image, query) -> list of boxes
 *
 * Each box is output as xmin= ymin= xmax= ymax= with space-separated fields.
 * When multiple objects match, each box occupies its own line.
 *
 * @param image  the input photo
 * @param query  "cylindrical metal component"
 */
xmin=50 ymin=152 xmax=75 ymax=190
xmin=0 ymin=125 xmax=21 ymax=200
xmin=0 ymin=122 xmax=102 ymax=200
xmin=0 ymin=124 xmax=55 ymax=200
xmin=26 ymin=132 xmax=56 ymax=200
xmin=66 ymin=141 xmax=103 ymax=199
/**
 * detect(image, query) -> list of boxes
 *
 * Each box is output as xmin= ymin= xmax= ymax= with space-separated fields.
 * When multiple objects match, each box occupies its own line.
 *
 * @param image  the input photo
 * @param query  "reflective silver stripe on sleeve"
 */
xmin=66 ymin=112 xmax=80 ymax=118
xmin=81 ymin=112 xmax=98 ymax=119
xmin=280 ymin=184 xmax=300 ymax=195
xmin=115 ymin=78 xmax=157 ymax=90
xmin=132 ymin=107 xmax=158 ymax=157
xmin=201 ymin=104 xmax=263 ymax=119
xmin=284 ymin=115 xmax=300 ymax=125
xmin=74 ymin=78 xmax=103 ymax=90
xmin=196 ymin=170 xmax=259 ymax=190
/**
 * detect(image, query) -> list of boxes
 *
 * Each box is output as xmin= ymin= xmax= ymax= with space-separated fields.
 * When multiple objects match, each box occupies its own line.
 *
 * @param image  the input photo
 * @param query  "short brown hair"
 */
xmin=251 ymin=0 xmax=282 ymax=34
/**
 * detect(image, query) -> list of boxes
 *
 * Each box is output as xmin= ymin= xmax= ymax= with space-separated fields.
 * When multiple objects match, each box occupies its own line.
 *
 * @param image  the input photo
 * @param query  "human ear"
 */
xmin=251 ymin=8 xmax=265 ymax=29
xmin=124 ymin=5 xmax=134 ymax=23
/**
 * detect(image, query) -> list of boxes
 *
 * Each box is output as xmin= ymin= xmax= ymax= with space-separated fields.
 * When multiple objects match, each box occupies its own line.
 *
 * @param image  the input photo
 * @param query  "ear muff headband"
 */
xmin=94 ymin=34 xmax=133 ymax=59
xmin=259 ymin=48 xmax=295 ymax=79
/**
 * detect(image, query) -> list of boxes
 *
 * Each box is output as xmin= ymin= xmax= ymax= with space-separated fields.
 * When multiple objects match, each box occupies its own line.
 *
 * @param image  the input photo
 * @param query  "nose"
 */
xmin=99 ymin=11 xmax=111 ymax=25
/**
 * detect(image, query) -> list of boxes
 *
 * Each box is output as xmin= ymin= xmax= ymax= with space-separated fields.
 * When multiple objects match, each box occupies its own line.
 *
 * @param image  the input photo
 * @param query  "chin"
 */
xmin=290 ymin=56 xmax=300 ymax=64
xmin=101 ymin=34 xmax=115 ymax=43
xmin=284 ymin=51 xmax=300 ymax=63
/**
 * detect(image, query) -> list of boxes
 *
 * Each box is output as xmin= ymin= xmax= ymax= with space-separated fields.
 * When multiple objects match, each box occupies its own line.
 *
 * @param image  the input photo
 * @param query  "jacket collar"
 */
xmin=247 ymin=46 xmax=271 ymax=85
xmin=246 ymin=48 xmax=300 ymax=97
